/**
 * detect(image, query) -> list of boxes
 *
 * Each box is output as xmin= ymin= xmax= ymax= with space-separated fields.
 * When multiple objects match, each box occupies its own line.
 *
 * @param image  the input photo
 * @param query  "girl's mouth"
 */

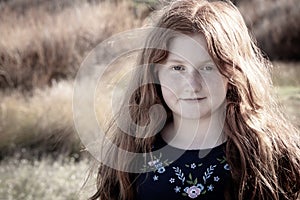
xmin=182 ymin=97 xmax=206 ymax=101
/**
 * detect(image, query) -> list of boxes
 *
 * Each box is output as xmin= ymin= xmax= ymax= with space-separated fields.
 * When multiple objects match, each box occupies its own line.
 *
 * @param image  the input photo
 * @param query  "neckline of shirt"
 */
xmin=155 ymin=133 xmax=227 ymax=153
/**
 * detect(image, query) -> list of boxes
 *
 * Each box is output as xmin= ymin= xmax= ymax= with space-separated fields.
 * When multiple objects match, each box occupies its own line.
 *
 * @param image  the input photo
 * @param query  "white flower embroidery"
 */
xmin=203 ymin=165 xmax=217 ymax=184
xmin=224 ymin=164 xmax=230 ymax=170
xmin=184 ymin=187 xmax=189 ymax=193
xmin=196 ymin=183 xmax=204 ymax=190
xmin=148 ymin=159 xmax=159 ymax=166
xmin=169 ymin=178 xmax=175 ymax=183
xmin=186 ymin=186 xmax=201 ymax=198
xmin=173 ymin=167 xmax=185 ymax=185
xmin=214 ymin=176 xmax=220 ymax=182
xmin=207 ymin=184 xmax=214 ymax=191
xmin=174 ymin=186 xmax=181 ymax=193
xmin=143 ymin=150 xmax=230 ymax=197
xmin=157 ymin=167 xmax=165 ymax=173
xmin=191 ymin=163 xmax=196 ymax=169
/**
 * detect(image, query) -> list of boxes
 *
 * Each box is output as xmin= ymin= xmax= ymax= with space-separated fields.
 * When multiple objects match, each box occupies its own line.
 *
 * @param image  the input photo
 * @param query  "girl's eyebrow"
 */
xmin=166 ymin=57 xmax=213 ymax=65
xmin=166 ymin=58 xmax=186 ymax=64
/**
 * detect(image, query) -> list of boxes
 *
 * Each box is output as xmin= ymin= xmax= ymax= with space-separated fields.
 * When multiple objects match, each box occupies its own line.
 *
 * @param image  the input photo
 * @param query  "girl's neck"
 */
xmin=161 ymin=111 xmax=226 ymax=150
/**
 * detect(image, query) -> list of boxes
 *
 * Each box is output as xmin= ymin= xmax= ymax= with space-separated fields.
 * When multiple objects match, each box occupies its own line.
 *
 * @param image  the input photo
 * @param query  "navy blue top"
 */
xmin=134 ymin=135 xmax=233 ymax=199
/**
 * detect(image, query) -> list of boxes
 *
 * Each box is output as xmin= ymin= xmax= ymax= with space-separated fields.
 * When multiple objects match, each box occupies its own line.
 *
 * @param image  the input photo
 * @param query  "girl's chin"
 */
xmin=172 ymin=111 xmax=208 ymax=120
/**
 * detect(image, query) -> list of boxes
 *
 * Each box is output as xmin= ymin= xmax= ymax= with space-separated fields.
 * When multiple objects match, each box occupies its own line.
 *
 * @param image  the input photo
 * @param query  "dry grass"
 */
xmin=0 ymin=155 xmax=95 ymax=200
xmin=0 ymin=80 xmax=80 ymax=157
xmin=0 ymin=0 xmax=141 ymax=90
xmin=0 ymin=59 xmax=134 ymax=158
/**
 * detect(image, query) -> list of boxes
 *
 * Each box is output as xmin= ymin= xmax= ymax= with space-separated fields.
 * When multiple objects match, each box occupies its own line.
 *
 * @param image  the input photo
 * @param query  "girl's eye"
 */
xmin=201 ymin=65 xmax=214 ymax=71
xmin=172 ymin=65 xmax=185 ymax=71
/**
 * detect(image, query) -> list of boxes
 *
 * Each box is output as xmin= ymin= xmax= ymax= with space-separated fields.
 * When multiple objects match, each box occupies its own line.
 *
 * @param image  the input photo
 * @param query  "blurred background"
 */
xmin=0 ymin=0 xmax=299 ymax=199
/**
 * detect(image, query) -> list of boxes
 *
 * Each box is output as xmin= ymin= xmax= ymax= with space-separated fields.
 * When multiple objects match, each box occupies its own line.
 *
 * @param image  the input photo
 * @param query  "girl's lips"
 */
xmin=181 ymin=97 xmax=206 ymax=101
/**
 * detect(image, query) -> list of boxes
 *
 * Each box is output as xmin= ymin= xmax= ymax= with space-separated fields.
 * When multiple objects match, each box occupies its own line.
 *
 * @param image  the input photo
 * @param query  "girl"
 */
xmin=90 ymin=0 xmax=300 ymax=199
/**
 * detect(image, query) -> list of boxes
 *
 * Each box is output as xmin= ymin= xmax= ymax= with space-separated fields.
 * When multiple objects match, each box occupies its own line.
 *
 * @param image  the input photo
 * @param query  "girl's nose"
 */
xmin=184 ymin=70 xmax=203 ymax=93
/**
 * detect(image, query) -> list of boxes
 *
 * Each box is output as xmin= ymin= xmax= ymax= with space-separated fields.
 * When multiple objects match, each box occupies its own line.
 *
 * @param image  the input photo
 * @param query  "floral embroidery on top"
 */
xmin=203 ymin=165 xmax=216 ymax=184
xmin=185 ymin=163 xmax=202 ymax=169
xmin=174 ymin=186 xmax=181 ymax=193
xmin=170 ymin=163 xmax=224 ymax=198
xmin=138 ymin=147 xmax=231 ymax=199
xmin=140 ymin=152 xmax=172 ymax=174
xmin=214 ymin=176 xmax=220 ymax=182
xmin=207 ymin=184 xmax=214 ymax=191
xmin=185 ymin=186 xmax=201 ymax=198
xmin=169 ymin=178 xmax=175 ymax=183
xmin=173 ymin=167 xmax=186 ymax=185
xmin=224 ymin=163 xmax=230 ymax=170
xmin=217 ymin=156 xmax=230 ymax=170
xmin=181 ymin=173 xmax=206 ymax=198
xmin=217 ymin=156 xmax=226 ymax=164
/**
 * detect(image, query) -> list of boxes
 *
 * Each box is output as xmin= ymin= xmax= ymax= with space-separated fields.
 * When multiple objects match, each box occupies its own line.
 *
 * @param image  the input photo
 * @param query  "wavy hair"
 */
xmin=90 ymin=0 xmax=300 ymax=199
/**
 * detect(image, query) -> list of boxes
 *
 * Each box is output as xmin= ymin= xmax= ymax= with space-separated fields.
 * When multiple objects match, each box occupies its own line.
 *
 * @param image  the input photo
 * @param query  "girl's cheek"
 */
xmin=161 ymin=84 xmax=177 ymax=96
xmin=160 ymin=73 xmax=183 ymax=86
xmin=161 ymin=86 xmax=178 ymax=106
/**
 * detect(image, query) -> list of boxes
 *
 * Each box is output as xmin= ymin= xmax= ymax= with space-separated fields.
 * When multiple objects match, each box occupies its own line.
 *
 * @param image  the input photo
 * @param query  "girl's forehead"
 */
xmin=166 ymin=34 xmax=212 ymax=64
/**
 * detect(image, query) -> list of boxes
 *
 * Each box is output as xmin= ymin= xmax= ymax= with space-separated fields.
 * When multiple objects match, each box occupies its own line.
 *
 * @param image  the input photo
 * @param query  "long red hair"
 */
xmin=90 ymin=1 xmax=300 ymax=199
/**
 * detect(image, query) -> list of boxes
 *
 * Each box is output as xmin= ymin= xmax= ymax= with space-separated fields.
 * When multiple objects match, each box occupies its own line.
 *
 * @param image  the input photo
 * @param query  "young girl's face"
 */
xmin=156 ymin=34 xmax=228 ymax=120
